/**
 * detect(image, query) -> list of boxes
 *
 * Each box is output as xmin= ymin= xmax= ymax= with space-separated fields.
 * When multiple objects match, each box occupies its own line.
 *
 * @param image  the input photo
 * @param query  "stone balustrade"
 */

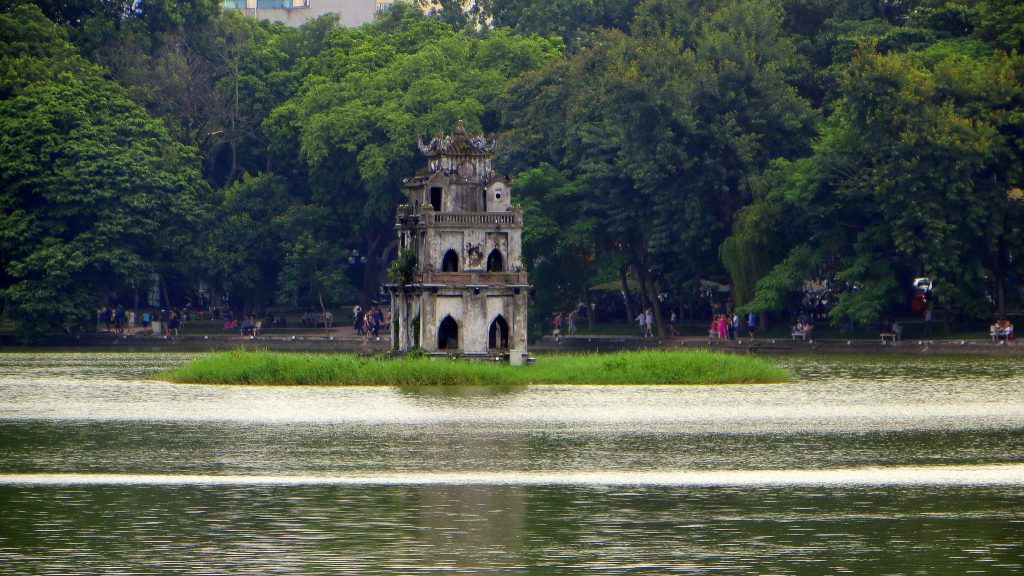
xmin=396 ymin=206 xmax=523 ymax=227
xmin=415 ymin=271 xmax=528 ymax=285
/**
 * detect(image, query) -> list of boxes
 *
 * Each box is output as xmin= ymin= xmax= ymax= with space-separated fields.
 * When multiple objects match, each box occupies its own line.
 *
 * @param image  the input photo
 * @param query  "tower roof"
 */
xmin=418 ymin=120 xmax=496 ymax=157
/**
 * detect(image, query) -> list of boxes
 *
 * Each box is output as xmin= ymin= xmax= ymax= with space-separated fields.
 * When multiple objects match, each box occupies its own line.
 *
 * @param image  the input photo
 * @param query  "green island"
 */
xmin=157 ymin=349 xmax=788 ymax=386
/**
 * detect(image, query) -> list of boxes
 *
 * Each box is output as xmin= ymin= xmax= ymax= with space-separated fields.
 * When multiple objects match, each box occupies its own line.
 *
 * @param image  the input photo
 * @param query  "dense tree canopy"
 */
xmin=3 ymin=0 xmax=1023 ymax=339
xmin=0 ymin=3 xmax=209 ymax=339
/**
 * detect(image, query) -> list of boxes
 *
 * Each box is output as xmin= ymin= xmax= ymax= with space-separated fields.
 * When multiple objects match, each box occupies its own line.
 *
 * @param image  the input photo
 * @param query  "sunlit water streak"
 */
xmin=2 ymin=352 xmax=1023 ymax=574
xmin=2 ymin=463 xmax=1023 ymax=486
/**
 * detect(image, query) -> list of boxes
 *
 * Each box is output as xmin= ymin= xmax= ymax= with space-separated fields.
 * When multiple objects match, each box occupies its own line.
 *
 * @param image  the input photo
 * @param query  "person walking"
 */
xmin=747 ymin=311 xmax=758 ymax=339
xmin=669 ymin=310 xmax=678 ymax=337
xmin=127 ymin=310 xmax=136 ymax=335
xmin=644 ymin=308 xmax=654 ymax=338
xmin=636 ymin=310 xmax=646 ymax=337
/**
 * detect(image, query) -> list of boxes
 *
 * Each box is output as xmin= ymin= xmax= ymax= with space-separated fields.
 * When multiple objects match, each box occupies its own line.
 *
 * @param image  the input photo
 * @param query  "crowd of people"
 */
xmin=551 ymin=310 xmax=579 ymax=340
xmin=96 ymin=301 xmax=394 ymax=340
xmin=352 ymin=304 xmax=388 ymax=341
xmin=96 ymin=305 xmax=185 ymax=337
xmin=708 ymin=312 xmax=761 ymax=340
xmin=991 ymin=319 xmax=1015 ymax=341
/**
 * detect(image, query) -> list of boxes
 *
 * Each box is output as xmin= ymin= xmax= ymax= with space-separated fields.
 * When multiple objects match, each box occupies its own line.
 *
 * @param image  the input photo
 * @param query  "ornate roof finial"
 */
xmin=417 ymin=121 xmax=496 ymax=157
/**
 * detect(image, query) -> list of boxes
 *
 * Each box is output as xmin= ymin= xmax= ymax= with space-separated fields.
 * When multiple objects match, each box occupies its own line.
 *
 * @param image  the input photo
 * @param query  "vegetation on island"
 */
xmin=2 ymin=0 xmax=1023 ymax=342
xmin=157 ymin=349 xmax=789 ymax=386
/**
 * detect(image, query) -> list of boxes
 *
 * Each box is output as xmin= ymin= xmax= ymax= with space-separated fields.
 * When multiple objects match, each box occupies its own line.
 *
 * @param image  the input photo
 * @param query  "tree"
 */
xmin=485 ymin=0 xmax=641 ymax=51
xmin=270 ymin=8 xmax=561 ymax=304
xmin=501 ymin=2 xmax=816 ymax=334
xmin=203 ymin=174 xmax=291 ymax=313
xmin=730 ymin=43 xmax=1024 ymax=325
xmin=277 ymin=213 xmax=357 ymax=336
xmin=0 ymin=3 xmax=209 ymax=339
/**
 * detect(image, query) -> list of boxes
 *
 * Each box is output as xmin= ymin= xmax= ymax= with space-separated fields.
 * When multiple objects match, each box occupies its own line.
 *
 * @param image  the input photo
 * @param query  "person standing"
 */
xmin=669 ymin=310 xmax=678 ymax=337
xmin=127 ymin=310 xmax=136 ymax=335
xmin=114 ymin=304 xmax=125 ymax=335
xmin=353 ymin=304 xmax=363 ymax=336
xmin=100 ymin=306 xmax=112 ymax=333
xmin=747 ymin=311 xmax=758 ymax=339
xmin=636 ymin=310 xmax=646 ymax=337
xmin=373 ymin=307 xmax=384 ymax=340
xmin=169 ymin=310 xmax=180 ymax=337
xmin=644 ymin=308 xmax=654 ymax=338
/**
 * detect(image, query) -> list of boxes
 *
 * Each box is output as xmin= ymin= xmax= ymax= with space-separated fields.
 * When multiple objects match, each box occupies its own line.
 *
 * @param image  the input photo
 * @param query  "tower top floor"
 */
xmin=404 ymin=121 xmax=513 ymax=214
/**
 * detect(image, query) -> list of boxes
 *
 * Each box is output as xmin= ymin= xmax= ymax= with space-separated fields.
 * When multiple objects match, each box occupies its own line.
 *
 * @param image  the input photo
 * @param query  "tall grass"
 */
xmin=157 ymin=349 xmax=789 ymax=386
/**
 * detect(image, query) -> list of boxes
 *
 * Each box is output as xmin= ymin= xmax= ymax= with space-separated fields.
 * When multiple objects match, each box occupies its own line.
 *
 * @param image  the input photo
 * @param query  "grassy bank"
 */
xmin=157 ymin=349 xmax=789 ymax=386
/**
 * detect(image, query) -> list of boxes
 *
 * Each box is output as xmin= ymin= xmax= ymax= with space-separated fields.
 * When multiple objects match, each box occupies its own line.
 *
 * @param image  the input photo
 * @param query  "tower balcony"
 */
xmin=395 ymin=205 xmax=523 ymax=228
xmin=412 ymin=271 xmax=528 ymax=287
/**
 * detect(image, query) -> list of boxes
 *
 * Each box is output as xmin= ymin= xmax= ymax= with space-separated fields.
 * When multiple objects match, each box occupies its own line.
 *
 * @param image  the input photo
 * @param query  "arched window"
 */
xmin=429 ymin=187 xmax=442 ymax=211
xmin=488 ymin=315 xmax=510 ymax=350
xmin=438 ymin=316 xmax=459 ymax=350
xmin=486 ymin=249 xmax=504 ymax=272
xmin=441 ymin=250 xmax=459 ymax=272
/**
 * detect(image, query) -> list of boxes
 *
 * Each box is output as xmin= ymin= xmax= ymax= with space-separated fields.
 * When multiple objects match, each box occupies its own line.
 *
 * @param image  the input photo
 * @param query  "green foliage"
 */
xmin=276 ymin=212 xmax=357 ymax=312
xmin=158 ymin=349 xmax=789 ymax=385
xmin=204 ymin=174 xmax=290 ymax=309
xmin=387 ymin=248 xmax=418 ymax=285
xmin=728 ymin=39 xmax=1024 ymax=325
xmin=0 ymin=3 xmax=209 ymax=339
xmin=272 ymin=8 xmax=560 ymax=302
xmin=502 ymin=3 xmax=816 ymax=326
xmin=977 ymin=0 xmax=1024 ymax=52
xmin=7 ymin=0 xmax=1024 ymax=338
xmin=486 ymin=0 xmax=642 ymax=51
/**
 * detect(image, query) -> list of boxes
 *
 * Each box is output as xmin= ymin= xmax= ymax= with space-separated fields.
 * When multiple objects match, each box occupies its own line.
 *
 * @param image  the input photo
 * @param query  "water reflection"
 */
xmin=1 ymin=352 xmax=1023 ymax=574
xmin=1 ymin=484 xmax=1020 ymax=574
xmin=397 ymin=384 xmax=525 ymax=399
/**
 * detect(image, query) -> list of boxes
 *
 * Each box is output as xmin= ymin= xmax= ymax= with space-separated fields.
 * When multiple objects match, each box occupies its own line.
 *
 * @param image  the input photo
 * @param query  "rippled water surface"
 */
xmin=1 ymin=352 xmax=1023 ymax=574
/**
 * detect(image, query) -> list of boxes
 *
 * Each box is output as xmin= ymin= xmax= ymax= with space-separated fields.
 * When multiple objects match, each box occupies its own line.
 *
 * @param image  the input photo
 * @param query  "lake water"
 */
xmin=1 ymin=352 xmax=1022 ymax=574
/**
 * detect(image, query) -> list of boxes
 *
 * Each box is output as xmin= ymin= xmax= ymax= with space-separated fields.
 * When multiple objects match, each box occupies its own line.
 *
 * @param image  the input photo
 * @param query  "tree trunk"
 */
xmin=635 ymin=257 xmax=665 ymax=338
xmin=637 ymin=265 xmax=648 ymax=311
xmin=585 ymin=287 xmax=594 ymax=332
xmin=996 ymin=238 xmax=1009 ymax=319
xmin=619 ymin=266 xmax=633 ymax=324
xmin=318 ymin=289 xmax=329 ymax=338
xmin=361 ymin=234 xmax=381 ymax=307
xmin=160 ymin=274 xmax=170 ymax=310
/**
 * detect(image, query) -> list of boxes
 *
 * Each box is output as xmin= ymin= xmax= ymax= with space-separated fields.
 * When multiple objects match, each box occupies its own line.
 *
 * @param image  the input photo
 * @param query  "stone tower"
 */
xmin=387 ymin=121 xmax=528 ymax=358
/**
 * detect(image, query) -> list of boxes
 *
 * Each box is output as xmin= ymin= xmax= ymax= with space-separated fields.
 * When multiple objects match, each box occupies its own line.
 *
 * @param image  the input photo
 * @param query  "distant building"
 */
xmin=388 ymin=122 xmax=529 ymax=360
xmin=222 ymin=0 xmax=377 ymax=27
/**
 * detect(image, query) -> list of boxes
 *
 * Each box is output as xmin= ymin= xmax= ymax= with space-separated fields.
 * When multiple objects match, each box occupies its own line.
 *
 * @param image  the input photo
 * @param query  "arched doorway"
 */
xmin=442 ymin=249 xmax=459 ymax=272
xmin=437 ymin=316 xmax=459 ymax=350
xmin=486 ymin=249 xmax=504 ymax=272
xmin=488 ymin=315 xmax=510 ymax=350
